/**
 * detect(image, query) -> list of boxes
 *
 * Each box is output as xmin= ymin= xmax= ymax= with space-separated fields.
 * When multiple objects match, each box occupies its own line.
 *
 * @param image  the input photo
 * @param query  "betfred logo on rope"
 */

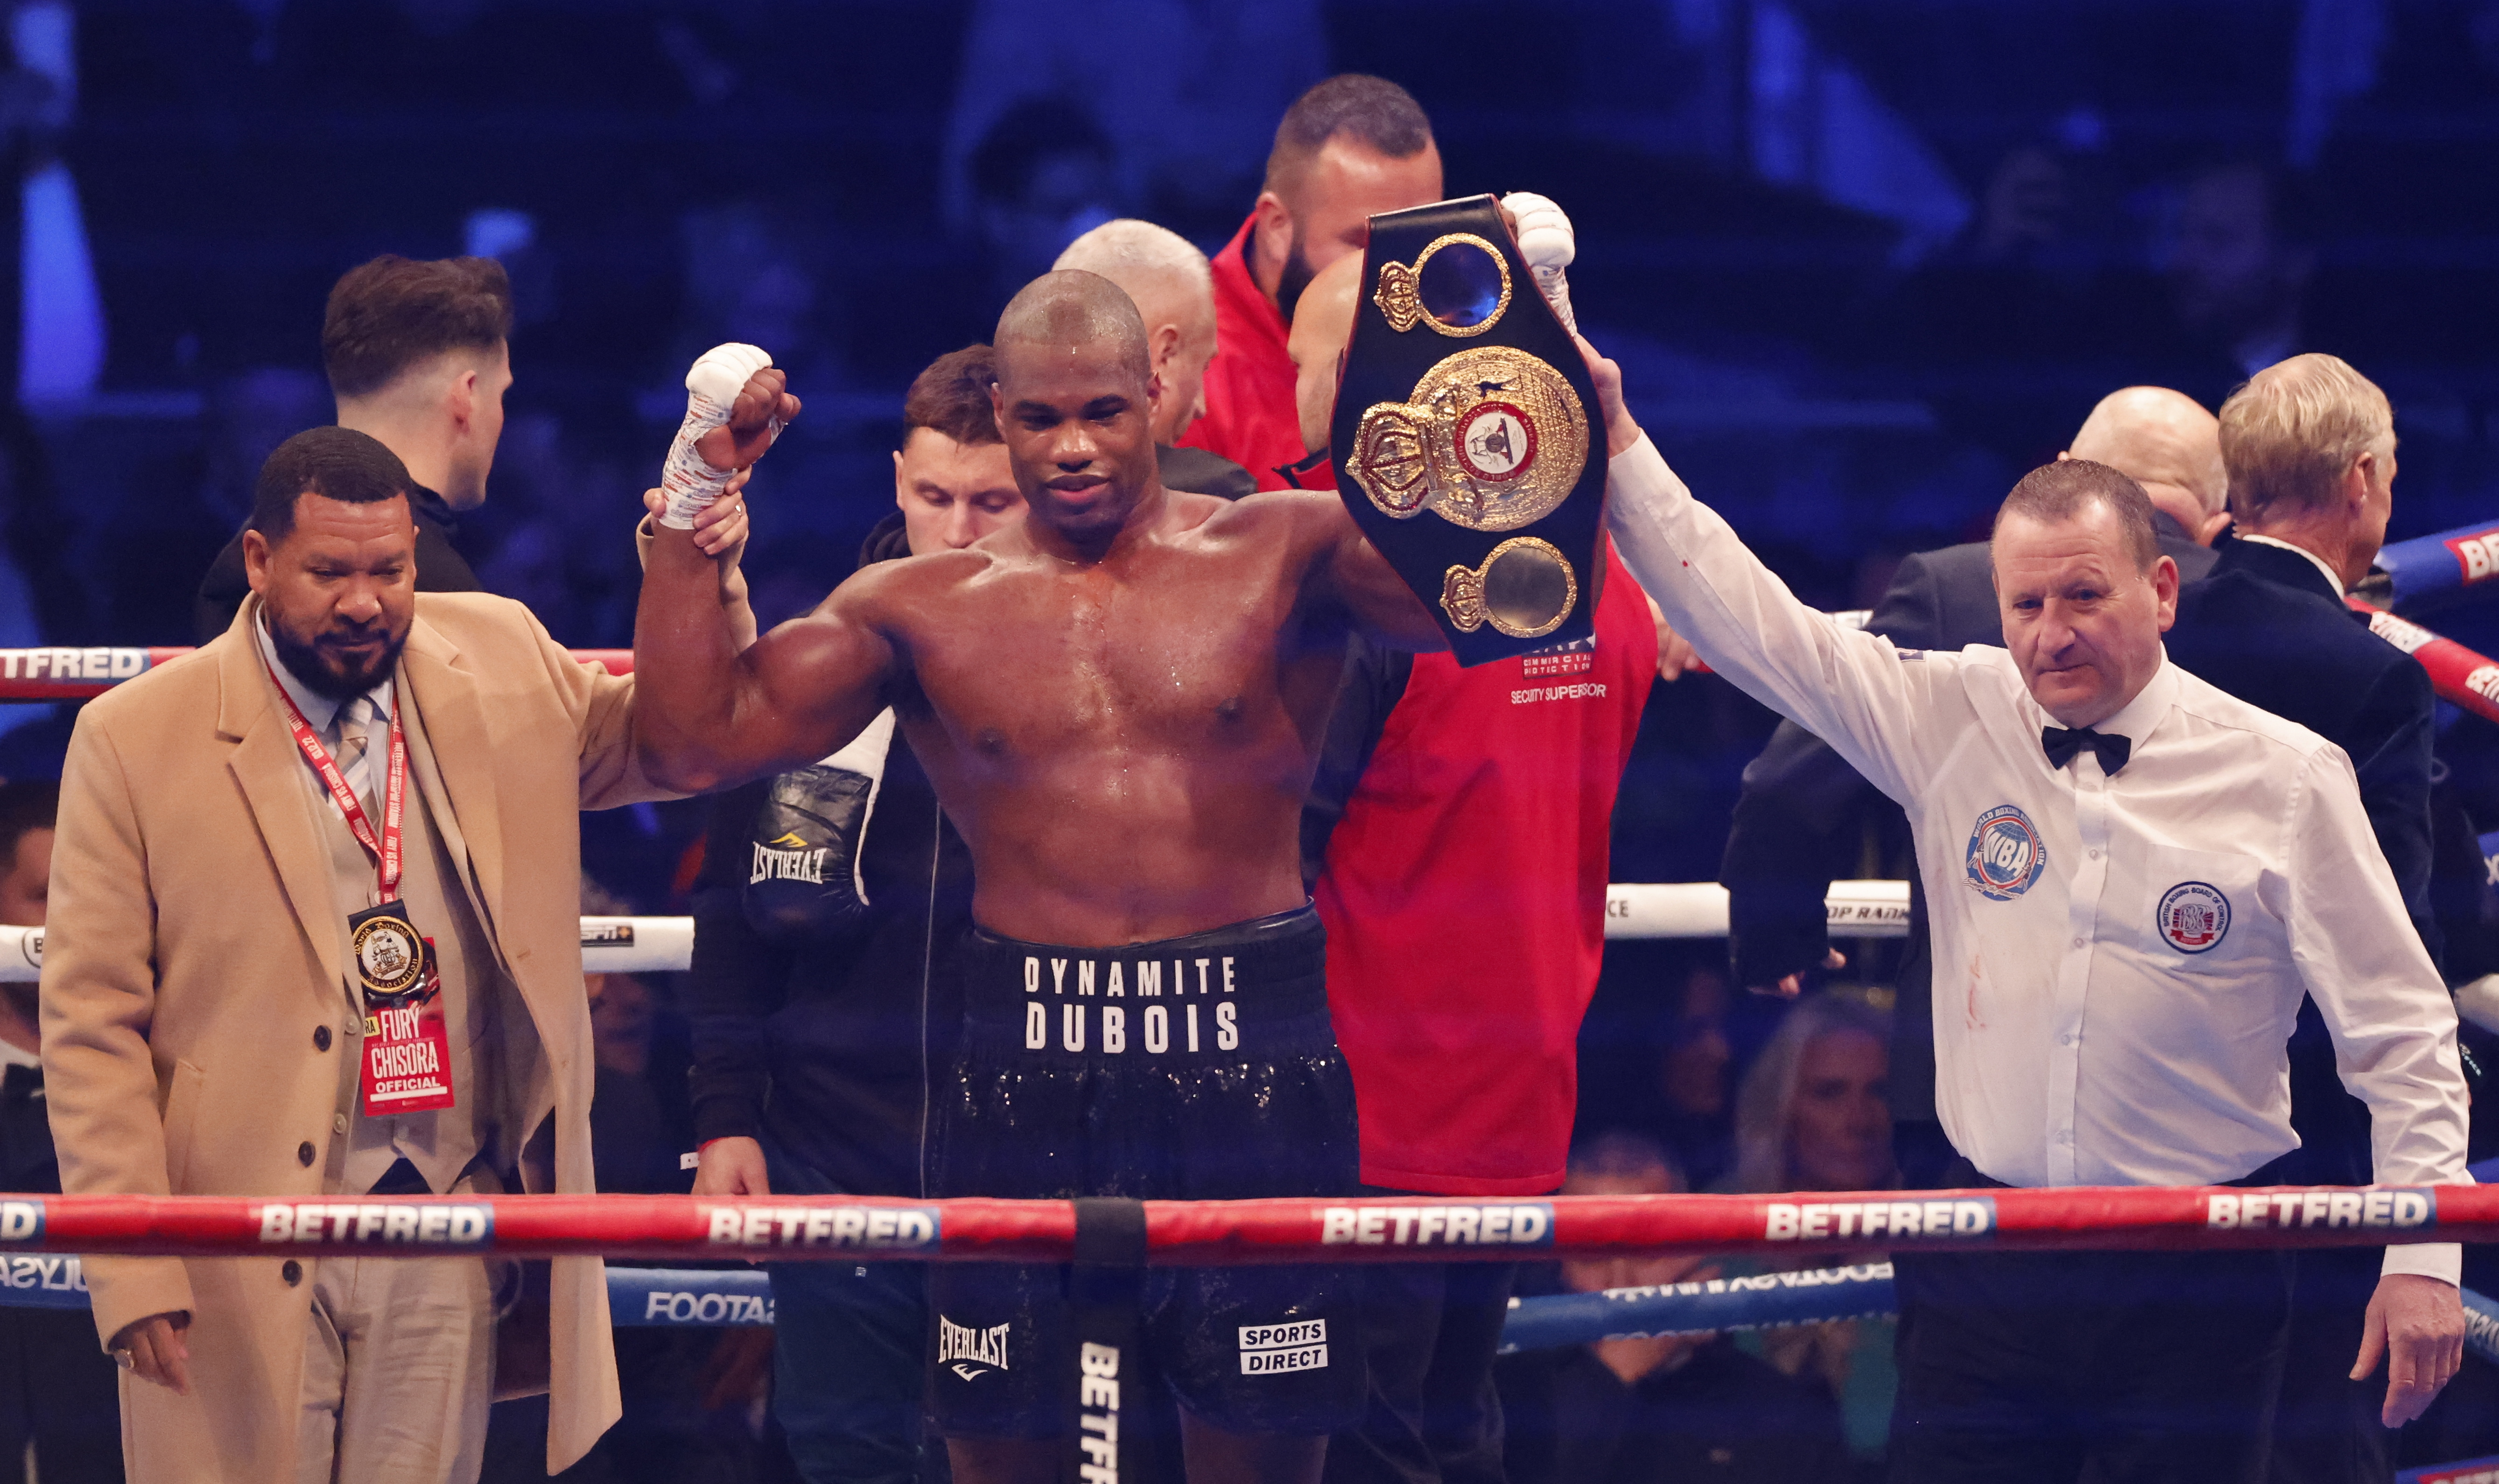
xmin=0 ymin=648 xmax=150 ymax=683
xmin=256 ymin=1202 xmax=491 ymax=1246
xmin=2446 ymin=529 xmax=2499 ymax=585
xmin=704 ymin=1204 xmax=939 ymax=1252
xmin=1319 ymin=1203 xmax=1554 ymax=1248
xmin=1767 ymin=1197 xmax=1994 ymax=1241
xmin=0 ymin=1200 xmax=41 ymax=1242
xmin=2206 ymin=1188 xmax=2434 ymax=1232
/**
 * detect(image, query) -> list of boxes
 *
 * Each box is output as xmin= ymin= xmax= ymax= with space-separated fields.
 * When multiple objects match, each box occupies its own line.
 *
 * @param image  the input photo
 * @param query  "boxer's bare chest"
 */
xmin=888 ymin=531 xmax=1343 ymax=791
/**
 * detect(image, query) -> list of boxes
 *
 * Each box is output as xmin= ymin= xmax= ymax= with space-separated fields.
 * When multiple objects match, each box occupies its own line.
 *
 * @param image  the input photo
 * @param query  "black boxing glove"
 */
xmin=742 ymin=710 xmax=896 ymax=944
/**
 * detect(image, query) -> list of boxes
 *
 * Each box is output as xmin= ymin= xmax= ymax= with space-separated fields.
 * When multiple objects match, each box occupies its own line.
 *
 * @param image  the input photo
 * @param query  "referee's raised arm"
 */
xmin=1584 ymin=336 xmax=1945 ymax=806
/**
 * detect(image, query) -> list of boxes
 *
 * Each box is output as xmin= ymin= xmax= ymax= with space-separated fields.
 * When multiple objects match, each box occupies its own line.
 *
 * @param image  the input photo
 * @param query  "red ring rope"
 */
xmin=2347 ymin=598 xmax=2499 ymax=727
xmin=0 ymin=1185 xmax=2484 ymax=1265
xmin=0 ymin=647 xmax=632 ymax=701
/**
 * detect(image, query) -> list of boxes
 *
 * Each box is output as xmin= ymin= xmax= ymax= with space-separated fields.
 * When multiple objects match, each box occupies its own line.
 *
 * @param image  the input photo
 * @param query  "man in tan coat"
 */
xmin=39 ymin=407 xmax=774 ymax=1481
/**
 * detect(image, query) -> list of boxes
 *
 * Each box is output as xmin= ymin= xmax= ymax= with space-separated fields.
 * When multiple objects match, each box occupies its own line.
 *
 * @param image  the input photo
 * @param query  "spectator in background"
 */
xmin=1053 ymin=218 xmax=1256 ymax=498
xmin=195 ymin=254 xmax=513 ymax=639
xmin=1496 ymin=1131 xmax=1852 ymax=1484
xmin=683 ymin=345 xmax=1012 ymax=1484
xmin=1726 ymin=993 xmax=1898 ymax=1470
xmin=1184 ymin=75 xmax=1442 ymax=488
xmin=2161 ymin=161 xmax=2320 ymax=391
xmin=0 ymin=781 xmax=119 ymax=1482
xmin=944 ymin=0 xmax=1324 ymax=240
xmin=1647 ymin=960 xmax=1737 ymax=1193
xmin=964 ymin=97 xmax=1120 ymax=310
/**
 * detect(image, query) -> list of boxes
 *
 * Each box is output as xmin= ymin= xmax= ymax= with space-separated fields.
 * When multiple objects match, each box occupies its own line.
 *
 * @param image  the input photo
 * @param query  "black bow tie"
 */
xmin=2042 ymin=725 xmax=2131 ymax=776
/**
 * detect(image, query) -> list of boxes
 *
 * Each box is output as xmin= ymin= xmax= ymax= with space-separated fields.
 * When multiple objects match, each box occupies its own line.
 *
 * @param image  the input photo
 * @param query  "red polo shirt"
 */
xmin=1317 ymin=542 xmax=1658 ymax=1195
xmin=1181 ymin=212 xmax=1307 ymax=490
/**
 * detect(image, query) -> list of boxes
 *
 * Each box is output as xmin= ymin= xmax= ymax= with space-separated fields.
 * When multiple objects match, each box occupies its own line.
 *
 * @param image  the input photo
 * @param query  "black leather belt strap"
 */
xmin=1068 ymin=1197 xmax=1148 ymax=1482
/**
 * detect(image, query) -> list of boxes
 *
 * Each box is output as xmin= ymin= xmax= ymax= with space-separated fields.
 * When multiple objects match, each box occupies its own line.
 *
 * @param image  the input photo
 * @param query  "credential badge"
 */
xmin=1964 ymin=805 xmax=2046 ymax=901
xmin=2156 ymin=882 xmax=2232 ymax=953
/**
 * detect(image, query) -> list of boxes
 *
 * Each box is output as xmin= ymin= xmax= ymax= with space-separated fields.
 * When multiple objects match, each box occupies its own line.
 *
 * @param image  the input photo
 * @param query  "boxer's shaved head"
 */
xmin=990 ymin=272 xmax=1164 ymax=542
xmin=994 ymin=270 xmax=1151 ymax=394
xmin=2064 ymin=386 xmax=2229 ymax=543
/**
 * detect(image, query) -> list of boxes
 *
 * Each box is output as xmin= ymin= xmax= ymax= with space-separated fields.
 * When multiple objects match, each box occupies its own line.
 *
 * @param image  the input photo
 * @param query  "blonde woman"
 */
xmin=1724 ymin=992 xmax=1896 ymax=1472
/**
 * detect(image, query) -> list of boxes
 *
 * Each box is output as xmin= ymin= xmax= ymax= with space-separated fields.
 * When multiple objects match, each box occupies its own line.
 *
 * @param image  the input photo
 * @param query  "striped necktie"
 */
xmin=335 ymin=695 xmax=377 ymax=818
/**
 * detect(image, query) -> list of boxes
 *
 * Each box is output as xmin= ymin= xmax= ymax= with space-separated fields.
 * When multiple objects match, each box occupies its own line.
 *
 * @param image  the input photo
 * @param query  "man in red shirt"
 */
xmin=1182 ymin=74 xmax=1443 ymax=489
xmin=1290 ymin=252 xmax=1662 ymax=1484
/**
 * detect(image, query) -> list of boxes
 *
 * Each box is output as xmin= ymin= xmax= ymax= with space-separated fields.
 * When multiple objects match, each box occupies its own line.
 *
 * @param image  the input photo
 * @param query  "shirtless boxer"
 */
xmin=633 ymin=272 xmax=1443 ymax=1484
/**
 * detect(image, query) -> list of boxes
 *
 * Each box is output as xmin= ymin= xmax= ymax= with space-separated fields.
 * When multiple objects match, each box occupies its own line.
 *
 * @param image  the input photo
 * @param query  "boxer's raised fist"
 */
xmin=657 ymin=344 xmax=800 ymax=529
xmin=1499 ymin=191 xmax=1578 ymax=333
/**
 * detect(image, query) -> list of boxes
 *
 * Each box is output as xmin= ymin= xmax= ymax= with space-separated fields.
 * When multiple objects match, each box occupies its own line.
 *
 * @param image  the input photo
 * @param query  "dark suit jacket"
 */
xmin=192 ymin=483 xmax=478 ymax=642
xmin=2163 ymin=536 xmax=2440 ymax=1185
xmin=1719 ymin=511 xmax=2218 ymax=1127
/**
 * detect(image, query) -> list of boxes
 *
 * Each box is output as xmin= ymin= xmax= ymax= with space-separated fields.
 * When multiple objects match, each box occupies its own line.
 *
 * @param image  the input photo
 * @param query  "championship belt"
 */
xmin=1330 ymin=194 xmax=1605 ymax=666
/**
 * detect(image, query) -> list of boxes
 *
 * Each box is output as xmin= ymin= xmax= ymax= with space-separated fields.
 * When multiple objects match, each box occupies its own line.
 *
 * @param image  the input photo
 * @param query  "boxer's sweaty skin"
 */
xmin=636 ymin=330 xmax=1441 ymax=949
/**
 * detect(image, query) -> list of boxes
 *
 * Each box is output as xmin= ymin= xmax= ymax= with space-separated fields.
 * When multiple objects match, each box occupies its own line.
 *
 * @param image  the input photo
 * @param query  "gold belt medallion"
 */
xmin=1348 ymin=346 xmax=1589 ymax=533
xmin=1440 ymin=537 xmax=1579 ymax=640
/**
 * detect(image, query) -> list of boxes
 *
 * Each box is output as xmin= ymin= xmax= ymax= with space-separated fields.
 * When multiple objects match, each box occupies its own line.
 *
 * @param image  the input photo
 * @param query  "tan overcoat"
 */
xmin=39 ymin=593 xmax=670 ymax=1479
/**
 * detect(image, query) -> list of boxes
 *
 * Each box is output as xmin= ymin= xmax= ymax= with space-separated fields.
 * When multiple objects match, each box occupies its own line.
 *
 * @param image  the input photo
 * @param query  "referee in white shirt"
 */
xmin=1572 ymin=340 xmax=2469 ymax=1478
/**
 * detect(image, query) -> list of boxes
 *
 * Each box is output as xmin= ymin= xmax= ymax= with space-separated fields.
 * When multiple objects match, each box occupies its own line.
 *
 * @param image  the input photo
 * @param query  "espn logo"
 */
xmin=1240 ymin=1319 xmax=1328 ymax=1375
xmin=2448 ymin=530 xmax=2499 ymax=584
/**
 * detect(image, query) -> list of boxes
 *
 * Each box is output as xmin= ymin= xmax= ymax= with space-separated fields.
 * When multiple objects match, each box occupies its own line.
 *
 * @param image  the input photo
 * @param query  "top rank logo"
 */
xmin=1965 ymin=805 xmax=2046 ymax=900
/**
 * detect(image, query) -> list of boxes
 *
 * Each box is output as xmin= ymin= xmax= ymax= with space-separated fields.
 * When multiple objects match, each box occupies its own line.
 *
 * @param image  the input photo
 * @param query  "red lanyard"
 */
xmin=266 ymin=659 xmax=406 ymax=901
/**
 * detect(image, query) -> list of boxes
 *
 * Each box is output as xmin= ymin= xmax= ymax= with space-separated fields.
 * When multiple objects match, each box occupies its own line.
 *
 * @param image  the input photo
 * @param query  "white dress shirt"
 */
xmin=1604 ymin=434 xmax=2469 ymax=1281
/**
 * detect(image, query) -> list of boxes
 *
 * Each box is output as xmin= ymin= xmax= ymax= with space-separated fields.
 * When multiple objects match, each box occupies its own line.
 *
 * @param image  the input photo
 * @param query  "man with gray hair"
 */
xmin=2169 ymin=351 xmax=2432 ymax=1484
xmin=1054 ymin=218 xmax=1254 ymax=497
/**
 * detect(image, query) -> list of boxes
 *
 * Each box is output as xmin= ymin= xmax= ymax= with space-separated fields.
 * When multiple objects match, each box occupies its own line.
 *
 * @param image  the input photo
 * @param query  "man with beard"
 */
xmin=41 ymin=424 xmax=756 ymax=1483
xmin=1181 ymin=74 xmax=1442 ymax=489
xmin=632 ymin=271 xmax=1443 ymax=1483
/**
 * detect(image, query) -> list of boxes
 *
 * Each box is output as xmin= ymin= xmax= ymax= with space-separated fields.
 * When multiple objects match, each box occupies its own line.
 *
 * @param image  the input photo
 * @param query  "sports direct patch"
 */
xmin=1240 ymin=1319 xmax=1328 ymax=1375
xmin=2157 ymin=881 xmax=2232 ymax=953
xmin=1766 ymin=1196 xmax=1995 ymax=1242
xmin=1965 ymin=805 xmax=2045 ymax=900
xmin=1318 ymin=1203 xmax=1553 ymax=1248
xmin=2206 ymin=1188 xmax=2433 ymax=1232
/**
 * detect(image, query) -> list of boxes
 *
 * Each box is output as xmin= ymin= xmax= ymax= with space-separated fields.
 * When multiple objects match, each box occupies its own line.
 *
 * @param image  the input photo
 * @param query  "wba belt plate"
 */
xmin=1331 ymin=194 xmax=1605 ymax=666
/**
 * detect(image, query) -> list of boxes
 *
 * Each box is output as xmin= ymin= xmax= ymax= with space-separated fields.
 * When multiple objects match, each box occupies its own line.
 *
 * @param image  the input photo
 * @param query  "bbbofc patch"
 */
xmin=2156 ymin=882 xmax=2232 ymax=953
xmin=1964 ymin=805 xmax=2046 ymax=900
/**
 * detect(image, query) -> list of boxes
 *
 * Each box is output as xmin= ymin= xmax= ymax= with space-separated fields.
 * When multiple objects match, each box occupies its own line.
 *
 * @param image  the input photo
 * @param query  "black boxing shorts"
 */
xmin=927 ymin=905 xmax=1364 ymax=1440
